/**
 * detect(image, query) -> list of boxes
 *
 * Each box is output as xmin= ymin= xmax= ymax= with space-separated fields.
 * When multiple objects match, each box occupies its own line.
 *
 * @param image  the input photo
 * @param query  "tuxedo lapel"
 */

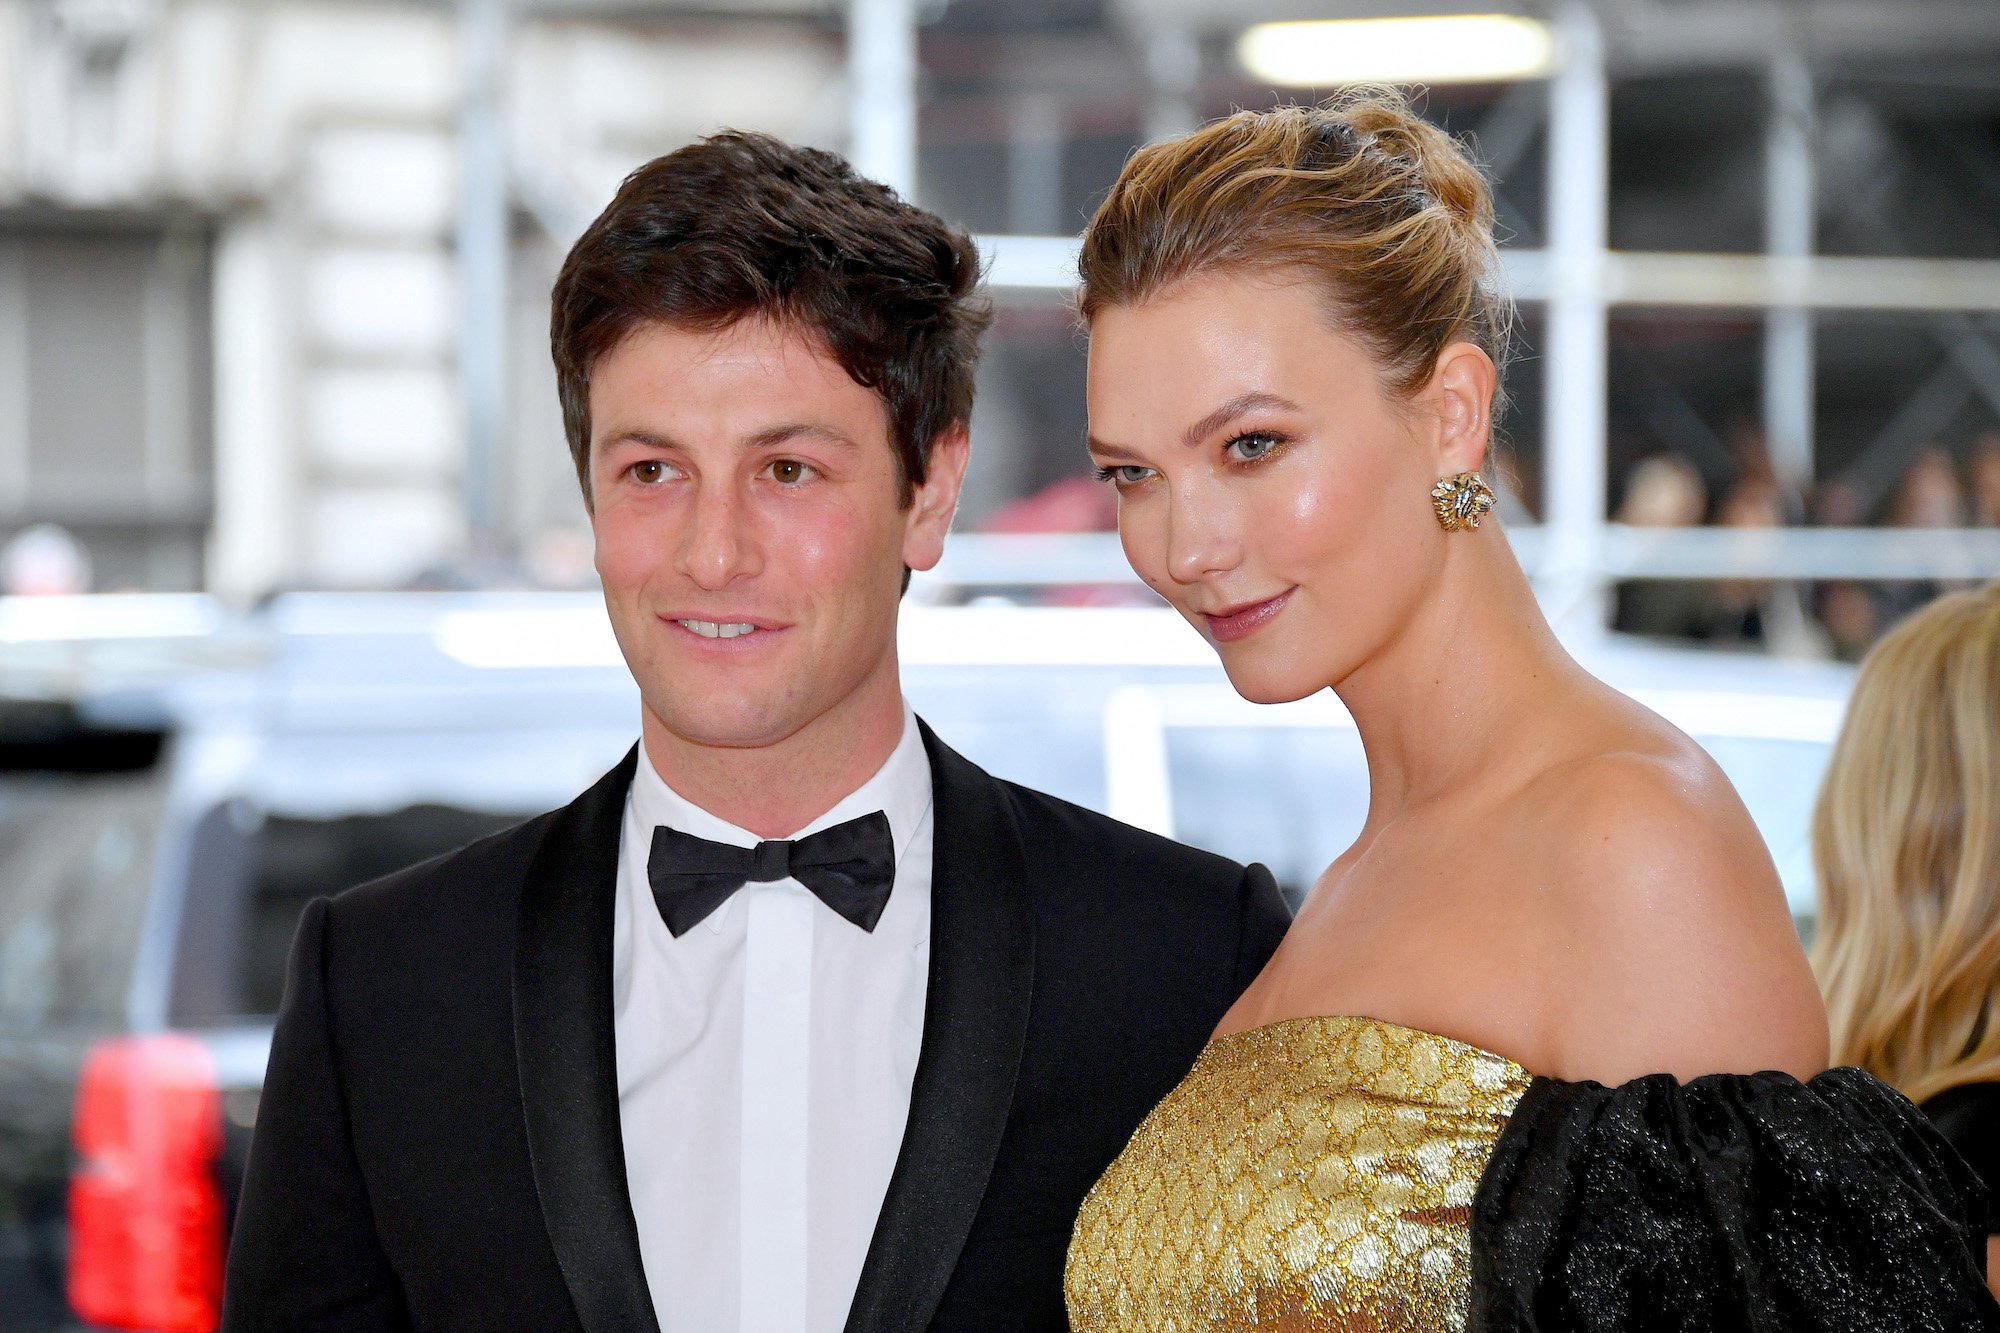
xmin=844 ymin=722 xmax=1038 ymax=1333
xmin=513 ymin=747 xmax=662 ymax=1333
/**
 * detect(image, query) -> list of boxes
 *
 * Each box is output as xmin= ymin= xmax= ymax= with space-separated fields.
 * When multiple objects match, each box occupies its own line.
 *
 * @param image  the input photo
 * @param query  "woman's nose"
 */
xmin=1163 ymin=480 xmax=1243 ymax=585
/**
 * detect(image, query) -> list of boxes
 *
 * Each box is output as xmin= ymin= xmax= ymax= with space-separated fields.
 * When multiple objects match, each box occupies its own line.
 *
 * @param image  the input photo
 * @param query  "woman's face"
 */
xmin=1086 ymin=270 xmax=1488 ymax=703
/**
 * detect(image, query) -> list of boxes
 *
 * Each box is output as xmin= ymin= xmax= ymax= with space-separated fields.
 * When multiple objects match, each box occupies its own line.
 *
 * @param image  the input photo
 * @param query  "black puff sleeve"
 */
xmin=1467 ymin=1066 xmax=2000 ymax=1332
xmin=1923 ymin=1082 xmax=2000 ymax=1234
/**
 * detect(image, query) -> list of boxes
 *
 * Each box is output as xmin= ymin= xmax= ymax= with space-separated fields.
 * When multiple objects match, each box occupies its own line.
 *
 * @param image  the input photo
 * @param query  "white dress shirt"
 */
xmin=612 ymin=711 xmax=934 ymax=1333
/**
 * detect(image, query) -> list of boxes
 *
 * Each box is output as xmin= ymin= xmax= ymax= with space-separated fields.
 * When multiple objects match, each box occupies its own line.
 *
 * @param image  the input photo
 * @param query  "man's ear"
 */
xmin=902 ymin=423 xmax=970 ymax=574
xmin=1429 ymin=342 xmax=1496 ymax=477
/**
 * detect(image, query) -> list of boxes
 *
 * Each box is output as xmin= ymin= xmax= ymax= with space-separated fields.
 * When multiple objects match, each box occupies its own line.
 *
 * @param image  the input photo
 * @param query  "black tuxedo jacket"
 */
xmin=222 ymin=721 xmax=1290 ymax=1332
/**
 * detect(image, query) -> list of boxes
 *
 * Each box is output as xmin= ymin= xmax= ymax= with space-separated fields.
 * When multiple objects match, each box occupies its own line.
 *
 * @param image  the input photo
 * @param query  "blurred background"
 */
xmin=0 ymin=0 xmax=1998 ymax=1329
xmin=0 ymin=0 xmax=1991 ymax=626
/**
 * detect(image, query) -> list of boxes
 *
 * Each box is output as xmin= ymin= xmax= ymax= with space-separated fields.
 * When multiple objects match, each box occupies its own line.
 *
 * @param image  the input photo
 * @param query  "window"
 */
xmin=0 ymin=771 xmax=169 ymax=1030
xmin=0 ymin=217 xmax=213 ymax=590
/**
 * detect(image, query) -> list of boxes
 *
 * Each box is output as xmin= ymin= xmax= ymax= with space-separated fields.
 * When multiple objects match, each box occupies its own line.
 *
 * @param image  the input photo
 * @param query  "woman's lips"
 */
xmin=1201 ymin=589 xmax=1294 ymax=643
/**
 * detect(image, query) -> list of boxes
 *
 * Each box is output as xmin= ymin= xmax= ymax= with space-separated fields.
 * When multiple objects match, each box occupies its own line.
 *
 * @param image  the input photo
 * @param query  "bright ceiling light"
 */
xmin=1238 ymin=14 xmax=1556 ymax=87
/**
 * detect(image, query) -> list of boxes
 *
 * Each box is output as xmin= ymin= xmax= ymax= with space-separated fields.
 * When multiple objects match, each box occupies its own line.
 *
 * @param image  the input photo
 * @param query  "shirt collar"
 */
xmin=630 ymin=708 xmax=933 ymax=870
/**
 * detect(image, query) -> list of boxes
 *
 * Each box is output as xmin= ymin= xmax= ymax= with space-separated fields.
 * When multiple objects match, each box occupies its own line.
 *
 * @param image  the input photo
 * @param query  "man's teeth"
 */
xmin=677 ymin=619 xmax=758 ymax=639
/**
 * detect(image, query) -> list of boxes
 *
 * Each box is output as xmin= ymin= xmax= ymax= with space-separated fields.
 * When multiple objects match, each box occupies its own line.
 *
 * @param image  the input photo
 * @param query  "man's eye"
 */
xmin=630 ymin=460 xmax=667 ymax=484
xmin=768 ymin=459 xmax=812 ymax=485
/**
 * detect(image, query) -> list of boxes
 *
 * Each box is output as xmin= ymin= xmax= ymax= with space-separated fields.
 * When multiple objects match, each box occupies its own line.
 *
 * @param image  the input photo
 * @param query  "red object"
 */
xmin=68 ymin=1034 xmax=225 ymax=1332
xmin=979 ymin=475 xmax=1118 ymax=535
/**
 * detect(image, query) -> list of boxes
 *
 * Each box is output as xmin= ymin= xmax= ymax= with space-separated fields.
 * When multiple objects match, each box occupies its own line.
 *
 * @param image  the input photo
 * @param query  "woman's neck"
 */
xmin=1333 ymin=528 xmax=1579 ymax=820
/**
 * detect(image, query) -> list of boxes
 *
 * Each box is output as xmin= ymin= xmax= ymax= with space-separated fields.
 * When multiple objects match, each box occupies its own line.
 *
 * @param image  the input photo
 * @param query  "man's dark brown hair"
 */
xmin=551 ymin=131 xmax=992 ymax=506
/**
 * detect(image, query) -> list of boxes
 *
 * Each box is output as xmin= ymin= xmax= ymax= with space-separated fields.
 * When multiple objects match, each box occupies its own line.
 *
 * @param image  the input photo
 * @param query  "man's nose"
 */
xmin=676 ymin=484 xmax=760 ymax=590
xmin=1164 ymin=480 xmax=1243 ymax=586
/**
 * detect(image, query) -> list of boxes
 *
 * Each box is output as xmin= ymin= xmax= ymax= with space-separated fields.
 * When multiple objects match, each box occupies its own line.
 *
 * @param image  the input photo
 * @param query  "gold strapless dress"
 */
xmin=1064 ymin=1014 xmax=1533 ymax=1332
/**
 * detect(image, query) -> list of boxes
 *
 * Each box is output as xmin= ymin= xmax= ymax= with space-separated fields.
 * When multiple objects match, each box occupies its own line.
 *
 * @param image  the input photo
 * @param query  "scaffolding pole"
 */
xmin=1763 ymin=50 xmax=1816 ymax=498
xmin=1541 ymin=1 xmax=1611 ymax=627
xmin=458 ymin=0 xmax=510 ymax=550
xmin=848 ymin=0 xmax=919 ymax=199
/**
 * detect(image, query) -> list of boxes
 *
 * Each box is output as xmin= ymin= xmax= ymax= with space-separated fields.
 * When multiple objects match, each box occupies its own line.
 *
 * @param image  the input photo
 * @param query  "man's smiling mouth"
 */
xmin=675 ymin=619 xmax=760 ymax=639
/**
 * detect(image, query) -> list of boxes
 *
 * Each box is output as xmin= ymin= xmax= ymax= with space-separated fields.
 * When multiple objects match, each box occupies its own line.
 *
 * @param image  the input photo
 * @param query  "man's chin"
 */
xmin=644 ymin=698 xmax=814 ymax=754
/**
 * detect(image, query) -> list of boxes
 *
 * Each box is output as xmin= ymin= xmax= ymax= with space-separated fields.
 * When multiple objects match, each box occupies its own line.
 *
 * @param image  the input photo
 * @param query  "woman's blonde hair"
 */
xmin=1813 ymin=581 xmax=2000 ymax=1103
xmin=1076 ymin=89 xmax=1513 ymax=420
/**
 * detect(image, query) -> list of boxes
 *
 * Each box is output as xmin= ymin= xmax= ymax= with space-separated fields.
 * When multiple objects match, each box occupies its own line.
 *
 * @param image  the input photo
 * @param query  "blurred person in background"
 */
xmin=1063 ymin=92 xmax=1997 ymax=1330
xmin=0 ymin=523 xmax=90 ymax=596
xmin=1896 ymin=443 xmax=1972 ymax=529
xmin=1812 ymin=581 xmax=2000 ymax=1300
xmin=1702 ymin=474 xmax=1784 ymax=646
xmin=979 ymin=474 xmax=1118 ymax=536
xmin=1610 ymin=451 xmax=1710 ymax=639
xmin=1700 ymin=475 xmax=1826 ymax=656
xmin=1810 ymin=477 xmax=1882 ymax=661
xmin=1618 ymin=452 xmax=1707 ymax=528
xmin=1877 ymin=443 xmax=1974 ymax=629
xmin=222 ymin=133 xmax=1288 ymax=1333
xmin=1969 ymin=433 xmax=2000 ymax=527
xmin=975 ymin=474 xmax=1147 ymax=606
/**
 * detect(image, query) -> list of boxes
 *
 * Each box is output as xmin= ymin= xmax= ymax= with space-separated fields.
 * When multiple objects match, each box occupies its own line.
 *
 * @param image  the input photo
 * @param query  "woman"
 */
xmin=1814 ymin=582 xmax=2000 ymax=1301
xmin=1062 ymin=93 xmax=1997 ymax=1330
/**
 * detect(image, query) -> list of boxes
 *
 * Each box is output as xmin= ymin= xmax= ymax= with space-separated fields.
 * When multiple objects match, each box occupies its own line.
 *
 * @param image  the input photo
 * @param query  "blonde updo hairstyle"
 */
xmin=1813 ymin=582 xmax=2000 ymax=1104
xmin=1077 ymin=91 xmax=1513 ymax=434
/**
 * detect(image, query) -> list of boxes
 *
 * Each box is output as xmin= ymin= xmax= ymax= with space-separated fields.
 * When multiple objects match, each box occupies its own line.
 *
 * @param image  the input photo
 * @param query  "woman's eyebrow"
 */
xmin=1181 ymin=392 xmax=1302 ymax=447
xmin=1088 ymin=392 xmax=1303 ymax=462
xmin=1085 ymin=437 xmax=1147 ymax=463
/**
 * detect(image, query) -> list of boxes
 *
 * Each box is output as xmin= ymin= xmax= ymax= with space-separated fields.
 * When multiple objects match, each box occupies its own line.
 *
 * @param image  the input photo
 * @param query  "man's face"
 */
xmin=586 ymin=317 xmax=964 ymax=757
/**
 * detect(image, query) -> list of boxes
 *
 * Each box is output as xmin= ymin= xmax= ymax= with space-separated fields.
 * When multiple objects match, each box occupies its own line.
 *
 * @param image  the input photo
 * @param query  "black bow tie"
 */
xmin=646 ymin=811 xmax=896 ymax=938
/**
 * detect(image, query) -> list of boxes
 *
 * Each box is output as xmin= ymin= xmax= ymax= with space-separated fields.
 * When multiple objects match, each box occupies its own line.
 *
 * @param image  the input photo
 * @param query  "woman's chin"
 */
xmin=1217 ymin=658 xmax=1325 ymax=707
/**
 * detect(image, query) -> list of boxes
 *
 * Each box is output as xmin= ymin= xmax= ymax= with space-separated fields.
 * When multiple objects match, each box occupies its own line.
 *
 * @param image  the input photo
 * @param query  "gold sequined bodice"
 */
xmin=1064 ymin=1015 xmax=1534 ymax=1332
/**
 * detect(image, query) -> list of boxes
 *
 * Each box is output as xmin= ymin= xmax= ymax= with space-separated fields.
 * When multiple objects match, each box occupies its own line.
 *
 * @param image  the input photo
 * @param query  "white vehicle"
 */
xmin=0 ymin=593 xmax=1845 ymax=1330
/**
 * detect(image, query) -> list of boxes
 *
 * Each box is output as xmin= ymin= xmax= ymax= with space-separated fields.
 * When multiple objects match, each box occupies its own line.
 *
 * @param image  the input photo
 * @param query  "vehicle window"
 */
xmin=0 ymin=771 xmax=169 ymax=1030
xmin=1691 ymin=735 xmax=1830 ymax=929
xmin=218 ymin=805 xmax=529 ymax=1019
xmin=1165 ymin=727 xmax=1370 ymax=906
xmin=1165 ymin=726 xmax=1828 ymax=932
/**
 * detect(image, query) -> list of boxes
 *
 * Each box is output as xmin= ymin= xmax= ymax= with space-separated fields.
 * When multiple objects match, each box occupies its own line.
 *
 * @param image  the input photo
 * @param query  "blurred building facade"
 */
xmin=0 ymin=0 xmax=848 ymax=594
xmin=0 ymin=0 xmax=1995 ymax=633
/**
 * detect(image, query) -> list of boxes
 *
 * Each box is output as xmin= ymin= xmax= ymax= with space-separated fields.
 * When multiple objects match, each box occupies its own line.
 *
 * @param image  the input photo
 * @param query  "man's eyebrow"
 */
xmin=745 ymin=422 xmax=859 ymax=450
xmin=597 ymin=428 xmax=676 ymax=453
xmin=1181 ymin=392 xmax=1303 ymax=448
xmin=595 ymin=424 xmax=861 ymax=452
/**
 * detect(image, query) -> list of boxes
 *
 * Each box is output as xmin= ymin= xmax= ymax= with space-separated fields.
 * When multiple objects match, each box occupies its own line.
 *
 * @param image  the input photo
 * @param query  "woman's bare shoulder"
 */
xmin=1511 ymin=734 xmax=1829 ymax=1086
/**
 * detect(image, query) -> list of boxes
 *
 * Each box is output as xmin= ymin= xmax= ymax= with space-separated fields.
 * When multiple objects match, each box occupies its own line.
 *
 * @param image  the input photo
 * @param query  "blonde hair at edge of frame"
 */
xmin=1812 ymin=581 xmax=2000 ymax=1105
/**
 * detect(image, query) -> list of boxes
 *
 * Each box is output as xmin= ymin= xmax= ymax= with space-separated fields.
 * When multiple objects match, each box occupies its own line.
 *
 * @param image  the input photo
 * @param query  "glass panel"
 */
xmin=185 ymin=800 xmax=536 ymax=1016
xmin=1693 ymin=735 xmax=1831 ymax=925
xmin=1161 ymin=724 xmax=1828 ymax=931
xmin=0 ymin=771 xmax=170 ymax=1030
xmin=1164 ymin=727 xmax=1370 ymax=907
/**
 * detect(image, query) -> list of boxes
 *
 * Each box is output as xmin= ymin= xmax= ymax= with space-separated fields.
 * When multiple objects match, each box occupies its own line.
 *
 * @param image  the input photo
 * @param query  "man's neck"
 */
xmin=638 ymin=694 xmax=911 ymax=840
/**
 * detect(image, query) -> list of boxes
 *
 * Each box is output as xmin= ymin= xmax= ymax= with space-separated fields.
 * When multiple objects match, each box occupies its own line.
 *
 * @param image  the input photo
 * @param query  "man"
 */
xmin=223 ymin=132 xmax=1289 ymax=1332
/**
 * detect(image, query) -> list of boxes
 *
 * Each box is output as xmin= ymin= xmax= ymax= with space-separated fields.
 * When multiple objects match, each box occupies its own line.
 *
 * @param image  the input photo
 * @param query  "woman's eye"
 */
xmin=768 ymin=459 xmax=813 ymax=485
xmin=1094 ymin=464 xmax=1155 ymax=486
xmin=1227 ymin=432 xmax=1282 ymax=463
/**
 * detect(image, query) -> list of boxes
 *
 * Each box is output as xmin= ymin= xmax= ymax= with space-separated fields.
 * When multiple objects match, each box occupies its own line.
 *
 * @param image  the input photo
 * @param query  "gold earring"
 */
xmin=1431 ymin=471 xmax=1495 ymax=531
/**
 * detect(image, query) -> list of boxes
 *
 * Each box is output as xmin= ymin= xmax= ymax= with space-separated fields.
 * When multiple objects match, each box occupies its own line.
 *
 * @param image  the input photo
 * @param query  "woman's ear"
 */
xmin=1429 ymin=341 xmax=1496 ymax=476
